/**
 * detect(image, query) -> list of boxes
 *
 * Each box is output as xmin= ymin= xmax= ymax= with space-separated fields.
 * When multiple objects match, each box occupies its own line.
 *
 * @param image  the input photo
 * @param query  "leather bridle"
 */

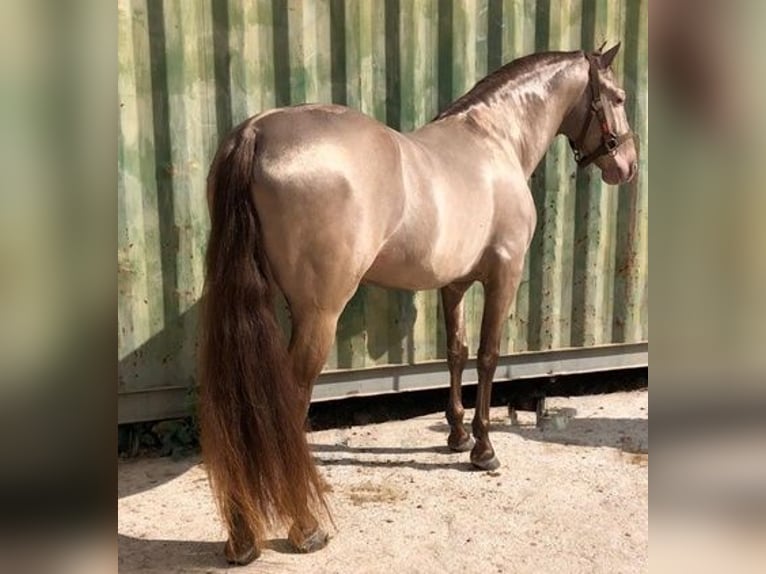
xmin=569 ymin=53 xmax=633 ymax=168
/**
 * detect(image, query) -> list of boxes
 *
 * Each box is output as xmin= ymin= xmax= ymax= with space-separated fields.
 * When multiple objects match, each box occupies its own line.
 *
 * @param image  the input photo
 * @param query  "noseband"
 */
xmin=569 ymin=53 xmax=633 ymax=168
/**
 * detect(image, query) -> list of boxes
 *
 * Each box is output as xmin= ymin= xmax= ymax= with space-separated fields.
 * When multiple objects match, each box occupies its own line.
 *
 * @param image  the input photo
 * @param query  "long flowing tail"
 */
xmin=199 ymin=119 xmax=327 ymax=550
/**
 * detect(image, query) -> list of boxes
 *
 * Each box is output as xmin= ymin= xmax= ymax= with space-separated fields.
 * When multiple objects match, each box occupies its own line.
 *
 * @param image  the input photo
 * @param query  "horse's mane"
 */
xmin=434 ymin=51 xmax=580 ymax=120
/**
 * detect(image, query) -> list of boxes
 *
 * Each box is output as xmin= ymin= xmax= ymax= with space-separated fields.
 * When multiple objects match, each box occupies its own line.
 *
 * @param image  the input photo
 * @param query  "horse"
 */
xmin=199 ymin=44 xmax=638 ymax=565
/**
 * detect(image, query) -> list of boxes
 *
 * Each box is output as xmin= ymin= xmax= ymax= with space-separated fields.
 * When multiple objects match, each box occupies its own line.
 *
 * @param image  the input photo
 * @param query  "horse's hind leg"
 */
xmin=289 ymin=308 xmax=343 ymax=419
xmin=223 ymin=306 xmax=340 ymax=560
xmin=441 ymin=282 xmax=474 ymax=452
xmin=471 ymin=258 xmax=524 ymax=470
xmin=285 ymin=306 xmax=344 ymax=552
xmin=224 ymin=510 xmax=260 ymax=564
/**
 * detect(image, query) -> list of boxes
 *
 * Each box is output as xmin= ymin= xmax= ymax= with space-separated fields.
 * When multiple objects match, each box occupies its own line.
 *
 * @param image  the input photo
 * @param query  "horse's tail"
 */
xmin=199 ymin=119 xmax=327 ymax=549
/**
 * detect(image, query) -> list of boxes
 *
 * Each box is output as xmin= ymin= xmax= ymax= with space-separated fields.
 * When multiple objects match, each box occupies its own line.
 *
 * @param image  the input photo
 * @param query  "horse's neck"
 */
xmin=428 ymin=55 xmax=590 ymax=179
xmin=508 ymin=58 xmax=589 ymax=176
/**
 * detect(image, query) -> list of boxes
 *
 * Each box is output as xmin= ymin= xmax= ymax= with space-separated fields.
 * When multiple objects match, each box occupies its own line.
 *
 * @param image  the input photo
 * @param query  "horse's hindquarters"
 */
xmin=250 ymin=106 xmax=404 ymax=311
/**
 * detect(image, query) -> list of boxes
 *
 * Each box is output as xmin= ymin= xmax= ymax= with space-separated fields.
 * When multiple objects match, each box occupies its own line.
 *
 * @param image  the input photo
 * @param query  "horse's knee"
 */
xmin=476 ymin=349 xmax=499 ymax=375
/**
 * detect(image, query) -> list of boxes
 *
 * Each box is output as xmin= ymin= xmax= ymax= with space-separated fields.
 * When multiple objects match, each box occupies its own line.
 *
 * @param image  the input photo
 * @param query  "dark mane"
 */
xmin=434 ymin=51 xmax=581 ymax=120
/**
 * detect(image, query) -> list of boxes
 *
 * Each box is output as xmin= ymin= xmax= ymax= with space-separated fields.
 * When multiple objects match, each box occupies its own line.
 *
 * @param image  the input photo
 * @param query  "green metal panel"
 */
xmin=118 ymin=0 xmax=648 ymax=423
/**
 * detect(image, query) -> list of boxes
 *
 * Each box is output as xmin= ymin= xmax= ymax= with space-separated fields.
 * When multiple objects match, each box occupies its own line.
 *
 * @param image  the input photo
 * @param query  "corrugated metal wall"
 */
xmin=118 ymin=0 xmax=648 ymax=423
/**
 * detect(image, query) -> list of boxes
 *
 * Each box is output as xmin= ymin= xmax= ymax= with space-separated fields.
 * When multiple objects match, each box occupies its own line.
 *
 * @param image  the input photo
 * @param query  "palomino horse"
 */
xmin=200 ymin=45 xmax=637 ymax=564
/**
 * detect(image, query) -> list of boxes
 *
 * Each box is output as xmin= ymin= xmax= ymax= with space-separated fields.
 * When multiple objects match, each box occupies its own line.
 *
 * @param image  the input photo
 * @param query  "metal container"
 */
xmin=118 ymin=0 xmax=648 ymax=423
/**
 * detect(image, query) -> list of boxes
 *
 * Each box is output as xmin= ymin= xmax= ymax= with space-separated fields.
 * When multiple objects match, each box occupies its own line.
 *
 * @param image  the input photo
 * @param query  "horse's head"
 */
xmin=567 ymin=43 xmax=638 ymax=185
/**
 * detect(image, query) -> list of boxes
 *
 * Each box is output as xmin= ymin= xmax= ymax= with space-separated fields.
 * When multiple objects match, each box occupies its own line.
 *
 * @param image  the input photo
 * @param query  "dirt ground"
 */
xmin=118 ymin=389 xmax=648 ymax=573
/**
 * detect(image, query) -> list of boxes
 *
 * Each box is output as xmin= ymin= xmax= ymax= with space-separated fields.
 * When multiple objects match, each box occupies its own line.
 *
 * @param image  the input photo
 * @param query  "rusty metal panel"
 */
xmin=118 ymin=0 xmax=648 ymax=423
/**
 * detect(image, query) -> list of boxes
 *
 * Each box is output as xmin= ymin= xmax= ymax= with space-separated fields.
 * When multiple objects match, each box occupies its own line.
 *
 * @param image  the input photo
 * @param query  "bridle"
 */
xmin=568 ymin=53 xmax=633 ymax=169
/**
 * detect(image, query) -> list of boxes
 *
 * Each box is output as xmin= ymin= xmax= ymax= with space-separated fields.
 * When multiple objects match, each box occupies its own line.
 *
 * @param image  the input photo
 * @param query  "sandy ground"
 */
xmin=118 ymin=390 xmax=648 ymax=573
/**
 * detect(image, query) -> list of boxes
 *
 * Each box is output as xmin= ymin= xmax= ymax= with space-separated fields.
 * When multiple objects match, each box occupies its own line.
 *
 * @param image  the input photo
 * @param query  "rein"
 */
xmin=569 ymin=53 xmax=633 ymax=168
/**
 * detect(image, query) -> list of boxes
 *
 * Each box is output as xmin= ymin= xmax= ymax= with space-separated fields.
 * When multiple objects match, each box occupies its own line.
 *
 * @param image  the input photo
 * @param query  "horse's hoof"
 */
xmin=448 ymin=434 xmax=475 ymax=452
xmin=224 ymin=539 xmax=260 ymax=565
xmin=288 ymin=525 xmax=329 ymax=553
xmin=470 ymin=452 xmax=501 ymax=471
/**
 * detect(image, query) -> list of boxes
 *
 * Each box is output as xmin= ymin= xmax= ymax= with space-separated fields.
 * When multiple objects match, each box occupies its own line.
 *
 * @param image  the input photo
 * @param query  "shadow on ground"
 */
xmin=311 ymin=441 xmax=476 ymax=472
xmin=117 ymin=534 xmax=297 ymax=573
xmin=310 ymin=414 xmax=647 ymax=473
xmin=118 ymin=456 xmax=200 ymax=499
xmin=427 ymin=416 xmax=648 ymax=452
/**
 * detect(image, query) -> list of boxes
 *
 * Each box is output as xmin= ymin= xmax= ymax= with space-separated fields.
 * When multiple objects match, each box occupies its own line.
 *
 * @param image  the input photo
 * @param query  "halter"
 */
xmin=568 ymin=53 xmax=633 ymax=168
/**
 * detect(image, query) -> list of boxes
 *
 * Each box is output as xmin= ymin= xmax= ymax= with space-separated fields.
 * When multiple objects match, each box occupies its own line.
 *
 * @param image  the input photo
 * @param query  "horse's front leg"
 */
xmin=471 ymin=260 xmax=523 ymax=470
xmin=441 ymin=282 xmax=473 ymax=452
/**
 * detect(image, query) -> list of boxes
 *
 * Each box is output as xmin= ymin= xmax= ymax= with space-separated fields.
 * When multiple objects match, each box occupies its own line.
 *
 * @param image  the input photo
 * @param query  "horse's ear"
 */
xmin=600 ymin=42 xmax=621 ymax=68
